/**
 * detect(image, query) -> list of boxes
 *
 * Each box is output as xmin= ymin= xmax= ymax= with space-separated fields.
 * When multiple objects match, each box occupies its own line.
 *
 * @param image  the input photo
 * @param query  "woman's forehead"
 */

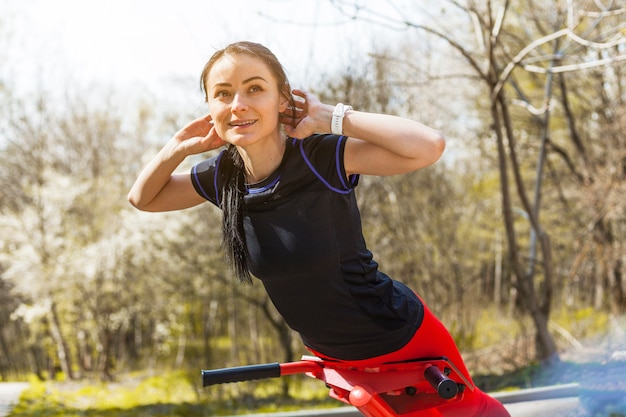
xmin=207 ymin=54 xmax=275 ymax=86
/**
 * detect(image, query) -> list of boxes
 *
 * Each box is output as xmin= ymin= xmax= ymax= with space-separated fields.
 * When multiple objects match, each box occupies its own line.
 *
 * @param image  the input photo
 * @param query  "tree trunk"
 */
xmin=612 ymin=258 xmax=625 ymax=315
xmin=48 ymin=301 xmax=75 ymax=379
xmin=97 ymin=327 xmax=114 ymax=381
xmin=175 ymin=328 xmax=186 ymax=368
xmin=0 ymin=316 xmax=12 ymax=379
xmin=259 ymin=299 xmax=294 ymax=398
xmin=203 ymin=299 xmax=218 ymax=366
xmin=491 ymin=90 xmax=559 ymax=363
xmin=228 ymin=288 xmax=239 ymax=363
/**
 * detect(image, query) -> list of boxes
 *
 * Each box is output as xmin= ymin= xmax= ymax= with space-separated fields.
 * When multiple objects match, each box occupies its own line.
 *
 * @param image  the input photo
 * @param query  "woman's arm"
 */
xmin=283 ymin=90 xmax=445 ymax=177
xmin=128 ymin=114 xmax=225 ymax=212
xmin=341 ymin=111 xmax=445 ymax=176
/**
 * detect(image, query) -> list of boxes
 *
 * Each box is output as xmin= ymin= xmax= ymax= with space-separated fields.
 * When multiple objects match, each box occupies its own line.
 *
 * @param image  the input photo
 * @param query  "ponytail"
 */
xmin=220 ymin=145 xmax=252 ymax=284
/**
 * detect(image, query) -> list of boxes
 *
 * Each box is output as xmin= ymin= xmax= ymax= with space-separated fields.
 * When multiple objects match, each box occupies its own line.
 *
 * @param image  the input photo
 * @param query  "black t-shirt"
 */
xmin=191 ymin=134 xmax=423 ymax=360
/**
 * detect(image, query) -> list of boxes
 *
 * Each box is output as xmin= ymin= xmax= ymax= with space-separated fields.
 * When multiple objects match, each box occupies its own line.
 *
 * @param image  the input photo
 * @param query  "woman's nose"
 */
xmin=231 ymin=93 xmax=248 ymax=113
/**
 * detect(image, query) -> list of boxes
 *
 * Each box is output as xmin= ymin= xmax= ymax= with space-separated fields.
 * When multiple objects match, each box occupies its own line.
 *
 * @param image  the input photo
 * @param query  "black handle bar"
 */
xmin=202 ymin=363 xmax=281 ymax=387
xmin=202 ymin=360 xmax=460 ymax=400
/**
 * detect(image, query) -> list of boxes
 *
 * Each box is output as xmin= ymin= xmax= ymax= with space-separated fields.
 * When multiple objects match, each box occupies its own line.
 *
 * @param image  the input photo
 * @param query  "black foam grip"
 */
xmin=202 ymin=363 xmax=281 ymax=387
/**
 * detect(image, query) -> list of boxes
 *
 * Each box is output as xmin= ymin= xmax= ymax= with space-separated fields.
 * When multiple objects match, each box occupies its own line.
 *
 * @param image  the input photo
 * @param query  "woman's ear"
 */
xmin=279 ymin=94 xmax=290 ymax=113
xmin=279 ymin=84 xmax=292 ymax=113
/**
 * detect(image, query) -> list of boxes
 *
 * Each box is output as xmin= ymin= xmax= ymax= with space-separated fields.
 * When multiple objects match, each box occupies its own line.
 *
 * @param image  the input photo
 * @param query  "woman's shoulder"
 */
xmin=284 ymin=134 xmax=357 ymax=193
xmin=287 ymin=133 xmax=348 ymax=156
xmin=190 ymin=149 xmax=229 ymax=205
xmin=289 ymin=133 xmax=341 ymax=145
xmin=193 ymin=149 xmax=226 ymax=173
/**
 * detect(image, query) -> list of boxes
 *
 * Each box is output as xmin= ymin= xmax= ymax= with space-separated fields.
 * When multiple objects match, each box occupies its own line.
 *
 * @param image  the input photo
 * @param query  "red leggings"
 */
xmin=307 ymin=298 xmax=510 ymax=417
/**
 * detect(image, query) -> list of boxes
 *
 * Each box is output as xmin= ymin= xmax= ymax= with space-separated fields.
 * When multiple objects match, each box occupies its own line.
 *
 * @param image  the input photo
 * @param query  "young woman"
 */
xmin=128 ymin=41 xmax=510 ymax=416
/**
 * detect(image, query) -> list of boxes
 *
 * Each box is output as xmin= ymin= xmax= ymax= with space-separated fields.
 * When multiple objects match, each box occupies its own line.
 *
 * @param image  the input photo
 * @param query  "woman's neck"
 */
xmin=238 ymin=135 xmax=287 ymax=183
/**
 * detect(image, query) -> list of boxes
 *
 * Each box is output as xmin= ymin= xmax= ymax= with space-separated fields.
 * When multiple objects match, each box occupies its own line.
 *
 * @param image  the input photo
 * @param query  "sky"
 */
xmin=2 ymin=0 xmax=423 ymax=97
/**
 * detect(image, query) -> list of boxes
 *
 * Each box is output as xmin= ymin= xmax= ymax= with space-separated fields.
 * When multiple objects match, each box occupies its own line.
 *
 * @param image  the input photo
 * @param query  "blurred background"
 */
xmin=0 ymin=0 xmax=625 ymax=415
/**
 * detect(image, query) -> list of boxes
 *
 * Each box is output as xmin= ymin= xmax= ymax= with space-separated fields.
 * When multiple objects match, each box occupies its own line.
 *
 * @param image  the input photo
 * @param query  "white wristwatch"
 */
xmin=331 ymin=103 xmax=353 ymax=135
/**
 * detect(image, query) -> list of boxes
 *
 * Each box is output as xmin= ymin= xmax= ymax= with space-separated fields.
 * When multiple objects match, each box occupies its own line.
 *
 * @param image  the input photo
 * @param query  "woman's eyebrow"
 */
xmin=212 ymin=76 xmax=269 ymax=89
xmin=243 ymin=76 xmax=269 ymax=84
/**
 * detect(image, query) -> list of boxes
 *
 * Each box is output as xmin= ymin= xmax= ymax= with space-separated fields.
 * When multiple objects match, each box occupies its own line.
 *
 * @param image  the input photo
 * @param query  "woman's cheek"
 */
xmin=214 ymin=124 xmax=228 ymax=142
xmin=208 ymin=112 xmax=227 ymax=140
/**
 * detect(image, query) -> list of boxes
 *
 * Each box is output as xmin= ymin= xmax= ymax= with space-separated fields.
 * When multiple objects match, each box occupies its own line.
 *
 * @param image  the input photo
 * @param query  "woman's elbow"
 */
xmin=424 ymin=131 xmax=446 ymax=166
xmin=433 ymin=131 xmax=446 ymax=156
xmin=127 ymin=191 xmax=149 ymax=211
xmin=127 ymin=194 xmax=141 ymax=210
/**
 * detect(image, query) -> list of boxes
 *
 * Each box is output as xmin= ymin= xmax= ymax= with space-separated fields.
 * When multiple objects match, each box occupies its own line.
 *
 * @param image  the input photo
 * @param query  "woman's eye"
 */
xmin=215 ymin=90 xmax=230 ymax=98
xmin=249 ymin=85 xmax=263 ymax=93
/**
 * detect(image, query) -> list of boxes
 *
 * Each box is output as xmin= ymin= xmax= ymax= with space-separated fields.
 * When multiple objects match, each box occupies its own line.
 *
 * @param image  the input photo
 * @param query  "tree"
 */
xmin=328 ymin=0 xmax=626 ymax=363
xmin=0 ymin=89 xmax=174 ymax=379
xmin=309 ymin=49 xmax=506 ymax=353
xmin=0 ymin=94 xmax=79 ymax=378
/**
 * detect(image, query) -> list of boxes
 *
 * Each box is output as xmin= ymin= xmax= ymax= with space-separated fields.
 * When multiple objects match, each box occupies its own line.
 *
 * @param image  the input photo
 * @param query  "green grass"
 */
xmin=11 ymin=372 xmax=196 ymax=417
xmin=9 ymin=371 xmax=337 ymax=417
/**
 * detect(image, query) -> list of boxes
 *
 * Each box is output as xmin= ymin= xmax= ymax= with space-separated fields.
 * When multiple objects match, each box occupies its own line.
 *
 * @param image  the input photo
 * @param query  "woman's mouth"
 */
xmin=229 ymin=119 xmax=257 ymax=127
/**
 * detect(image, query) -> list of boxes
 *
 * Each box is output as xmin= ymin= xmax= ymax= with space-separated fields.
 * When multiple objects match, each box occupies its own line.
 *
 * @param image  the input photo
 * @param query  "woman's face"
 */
xmin=206 ymin=54 xmax=289 ymax=148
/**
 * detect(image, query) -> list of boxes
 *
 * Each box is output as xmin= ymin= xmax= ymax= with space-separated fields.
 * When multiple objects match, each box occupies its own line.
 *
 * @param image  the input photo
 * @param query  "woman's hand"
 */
xmin=174 ymin=114 xmax=226 ymax=155
xmin=127 ymin=114 xmax=225 ymax=212
xmin=281 ymin=89 xmax=333 ymax=139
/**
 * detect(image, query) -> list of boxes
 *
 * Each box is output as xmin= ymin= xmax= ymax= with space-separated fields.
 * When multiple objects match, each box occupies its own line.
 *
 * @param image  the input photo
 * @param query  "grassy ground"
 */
xmin=9 ymin=370 xmax=338 ymax=417
xmin=9 ymin=358 xmax=626 ymax=417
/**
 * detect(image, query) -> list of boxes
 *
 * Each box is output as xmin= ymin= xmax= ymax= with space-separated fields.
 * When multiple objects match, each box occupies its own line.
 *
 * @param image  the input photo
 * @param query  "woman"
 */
xmin=128 ymin=41 xmax=509 ymax=416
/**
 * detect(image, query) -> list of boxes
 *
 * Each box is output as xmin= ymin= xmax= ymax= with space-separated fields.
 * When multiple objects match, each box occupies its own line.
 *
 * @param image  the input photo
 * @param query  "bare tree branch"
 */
xmin=491 ymin=28 xmax=569 ymax=100
xmin=524 ymin=53 xmax=626 ymax=73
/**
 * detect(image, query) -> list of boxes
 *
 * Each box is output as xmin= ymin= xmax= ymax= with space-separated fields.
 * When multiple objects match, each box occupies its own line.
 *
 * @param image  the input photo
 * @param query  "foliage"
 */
xmin=1 ymin=0 xmax=624 ymax=393
xmin=369 ymin=0 xmax=624 ymax=362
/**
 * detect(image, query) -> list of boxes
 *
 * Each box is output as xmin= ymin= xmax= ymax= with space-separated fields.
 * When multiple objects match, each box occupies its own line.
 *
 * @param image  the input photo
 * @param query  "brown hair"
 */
xmin=200 ymin=41 xmax=293 ymax=284
xmin=201 ymin=41 xmax=292 ymax=105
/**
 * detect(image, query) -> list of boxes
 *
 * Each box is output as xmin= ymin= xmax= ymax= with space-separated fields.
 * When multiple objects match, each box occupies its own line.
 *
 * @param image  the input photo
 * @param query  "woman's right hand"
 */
xmin=173 ymin=114 xmax=226 ymax=155
xmin=128 ymin=114 xmax=225 ymax=212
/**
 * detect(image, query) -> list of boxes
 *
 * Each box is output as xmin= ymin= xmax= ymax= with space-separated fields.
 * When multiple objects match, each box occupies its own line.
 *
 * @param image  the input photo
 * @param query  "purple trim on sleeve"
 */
xmin=336 ymin=136 xmax=350 ymax=190
xmin=192 ymin=165 xmax=211 ymax=201
xmin=191 ymin=151 xmax=224 ymax=205
xmin=213 ymin=151 xmax=223 ymax=205
xmin=299 ymin=140 xmax=351 ymax=195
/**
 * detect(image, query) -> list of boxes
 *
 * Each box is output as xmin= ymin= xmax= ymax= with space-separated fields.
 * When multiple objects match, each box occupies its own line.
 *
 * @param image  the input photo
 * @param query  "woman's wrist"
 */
xmin=331 ymin=103 xmax=353 ymax=135
xmin=316 ymin=103 xmax=335 ymax=134
xmin=162 ymin=137 xmax=191 ymax=164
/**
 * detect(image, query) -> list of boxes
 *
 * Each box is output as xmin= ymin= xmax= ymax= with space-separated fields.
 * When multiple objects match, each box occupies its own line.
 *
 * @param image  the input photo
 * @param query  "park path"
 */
xmin=0 ymin=383 xmax=29 ymax=417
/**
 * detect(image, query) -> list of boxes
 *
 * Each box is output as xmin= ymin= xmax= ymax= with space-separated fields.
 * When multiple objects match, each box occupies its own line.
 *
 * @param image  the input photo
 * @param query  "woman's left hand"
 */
xmin=280 ymin=89 xmax=332 ymax=139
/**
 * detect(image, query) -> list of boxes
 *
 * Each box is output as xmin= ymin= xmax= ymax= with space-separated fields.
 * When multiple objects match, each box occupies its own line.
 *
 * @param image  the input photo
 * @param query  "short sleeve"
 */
xmin=190 ymin=151 xmax=224 ymax=207
xmin=299 ymin=134 xmax=359 ymax=192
